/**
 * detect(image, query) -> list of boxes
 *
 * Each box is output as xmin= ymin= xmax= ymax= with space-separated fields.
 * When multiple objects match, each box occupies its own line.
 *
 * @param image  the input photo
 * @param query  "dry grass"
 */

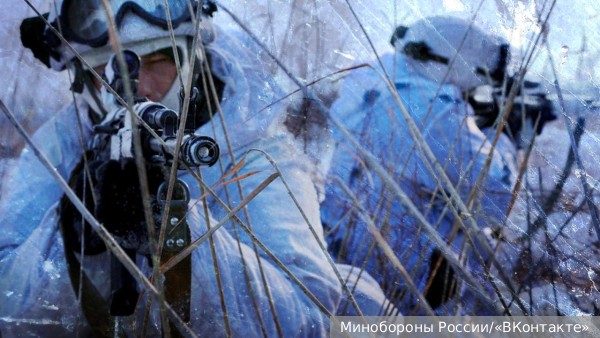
xmin=2 ymin=1 xmax=600 ymax=336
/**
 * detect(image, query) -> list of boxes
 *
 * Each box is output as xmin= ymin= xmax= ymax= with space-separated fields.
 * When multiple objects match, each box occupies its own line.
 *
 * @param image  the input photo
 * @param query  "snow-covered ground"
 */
xmin=494 ymin=98 xmax=600 ymax=315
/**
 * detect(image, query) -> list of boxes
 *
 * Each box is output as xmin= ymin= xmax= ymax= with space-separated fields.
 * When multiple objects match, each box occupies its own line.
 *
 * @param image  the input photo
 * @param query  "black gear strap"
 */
xmin=58 ymin=160 xmax=123 ymax=337
xmin=158 ymin=180 xmax=192 ymax=336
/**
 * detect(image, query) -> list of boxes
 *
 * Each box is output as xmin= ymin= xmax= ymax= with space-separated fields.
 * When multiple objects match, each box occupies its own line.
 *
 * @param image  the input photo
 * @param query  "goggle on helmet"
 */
xmin=391 ymin=16 xmax=511 ymax=91
xmin=20 ymin=0 xmax=217 ymax=70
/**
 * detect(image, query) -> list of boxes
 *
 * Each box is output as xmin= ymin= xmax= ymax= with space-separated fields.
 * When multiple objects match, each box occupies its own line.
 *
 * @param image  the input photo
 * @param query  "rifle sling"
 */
xmin=58 ymin=214 xmax=123 ymax=338
xmin=160 ymin=194 xmax=192 ymax=337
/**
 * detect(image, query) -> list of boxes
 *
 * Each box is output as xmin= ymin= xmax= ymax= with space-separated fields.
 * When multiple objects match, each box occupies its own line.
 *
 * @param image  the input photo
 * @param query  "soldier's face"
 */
xmin=93 ymin=51 xmax=178 ymax=103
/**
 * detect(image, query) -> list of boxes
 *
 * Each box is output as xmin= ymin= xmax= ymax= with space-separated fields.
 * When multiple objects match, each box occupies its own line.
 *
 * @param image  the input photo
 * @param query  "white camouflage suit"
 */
xmin=0 ymin=18 xmax=386 ymax=337
xmin=321 ymin=16 xmax=518 ymax=315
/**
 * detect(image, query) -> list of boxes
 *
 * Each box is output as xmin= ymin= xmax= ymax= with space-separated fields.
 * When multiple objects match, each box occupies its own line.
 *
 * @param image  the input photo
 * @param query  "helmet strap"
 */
xmin=186 ymin=51 xmax=225 ymax=129
xmin=71 ymin=59 xmax=108 ymax=124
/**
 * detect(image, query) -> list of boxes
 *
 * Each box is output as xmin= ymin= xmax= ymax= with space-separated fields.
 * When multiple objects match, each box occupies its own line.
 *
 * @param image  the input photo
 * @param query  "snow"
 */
xmin=1 ymin=0 xmax=600 ymax=319
xmin=214 ymin=0 xmax=600 ymax=316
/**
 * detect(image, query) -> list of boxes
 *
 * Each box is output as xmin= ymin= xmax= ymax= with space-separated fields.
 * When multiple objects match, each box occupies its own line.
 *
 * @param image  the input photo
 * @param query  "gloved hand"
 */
xmin=59 ymin=155 xmax=164 ymax=255
xmin=94 ymin=159 xmax=150 ymax=251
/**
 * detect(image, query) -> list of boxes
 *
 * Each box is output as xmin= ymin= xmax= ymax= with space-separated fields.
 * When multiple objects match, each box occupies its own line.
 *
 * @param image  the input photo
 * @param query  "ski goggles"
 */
xmin=58 ymin=0 xmax=197 ymax=47
xmin=403 ymin=40 xmax=510 ymax=83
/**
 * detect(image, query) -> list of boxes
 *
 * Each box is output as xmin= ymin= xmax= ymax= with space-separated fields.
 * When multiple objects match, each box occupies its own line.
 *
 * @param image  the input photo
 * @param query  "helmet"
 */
xmin=20 ymin=0 xmax=217 ymax=112
xmin=21 ymin=0 xmax=216 ymax=70
xmin=393 ymin=16 xmax=510 ymax=91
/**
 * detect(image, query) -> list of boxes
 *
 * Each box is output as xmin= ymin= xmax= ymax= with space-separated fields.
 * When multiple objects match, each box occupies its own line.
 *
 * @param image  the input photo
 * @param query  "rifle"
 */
xmin=468 ymin=76 xmax=557 ymax=148
xmin=60 ymin=50 xmax=219 ymax=330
